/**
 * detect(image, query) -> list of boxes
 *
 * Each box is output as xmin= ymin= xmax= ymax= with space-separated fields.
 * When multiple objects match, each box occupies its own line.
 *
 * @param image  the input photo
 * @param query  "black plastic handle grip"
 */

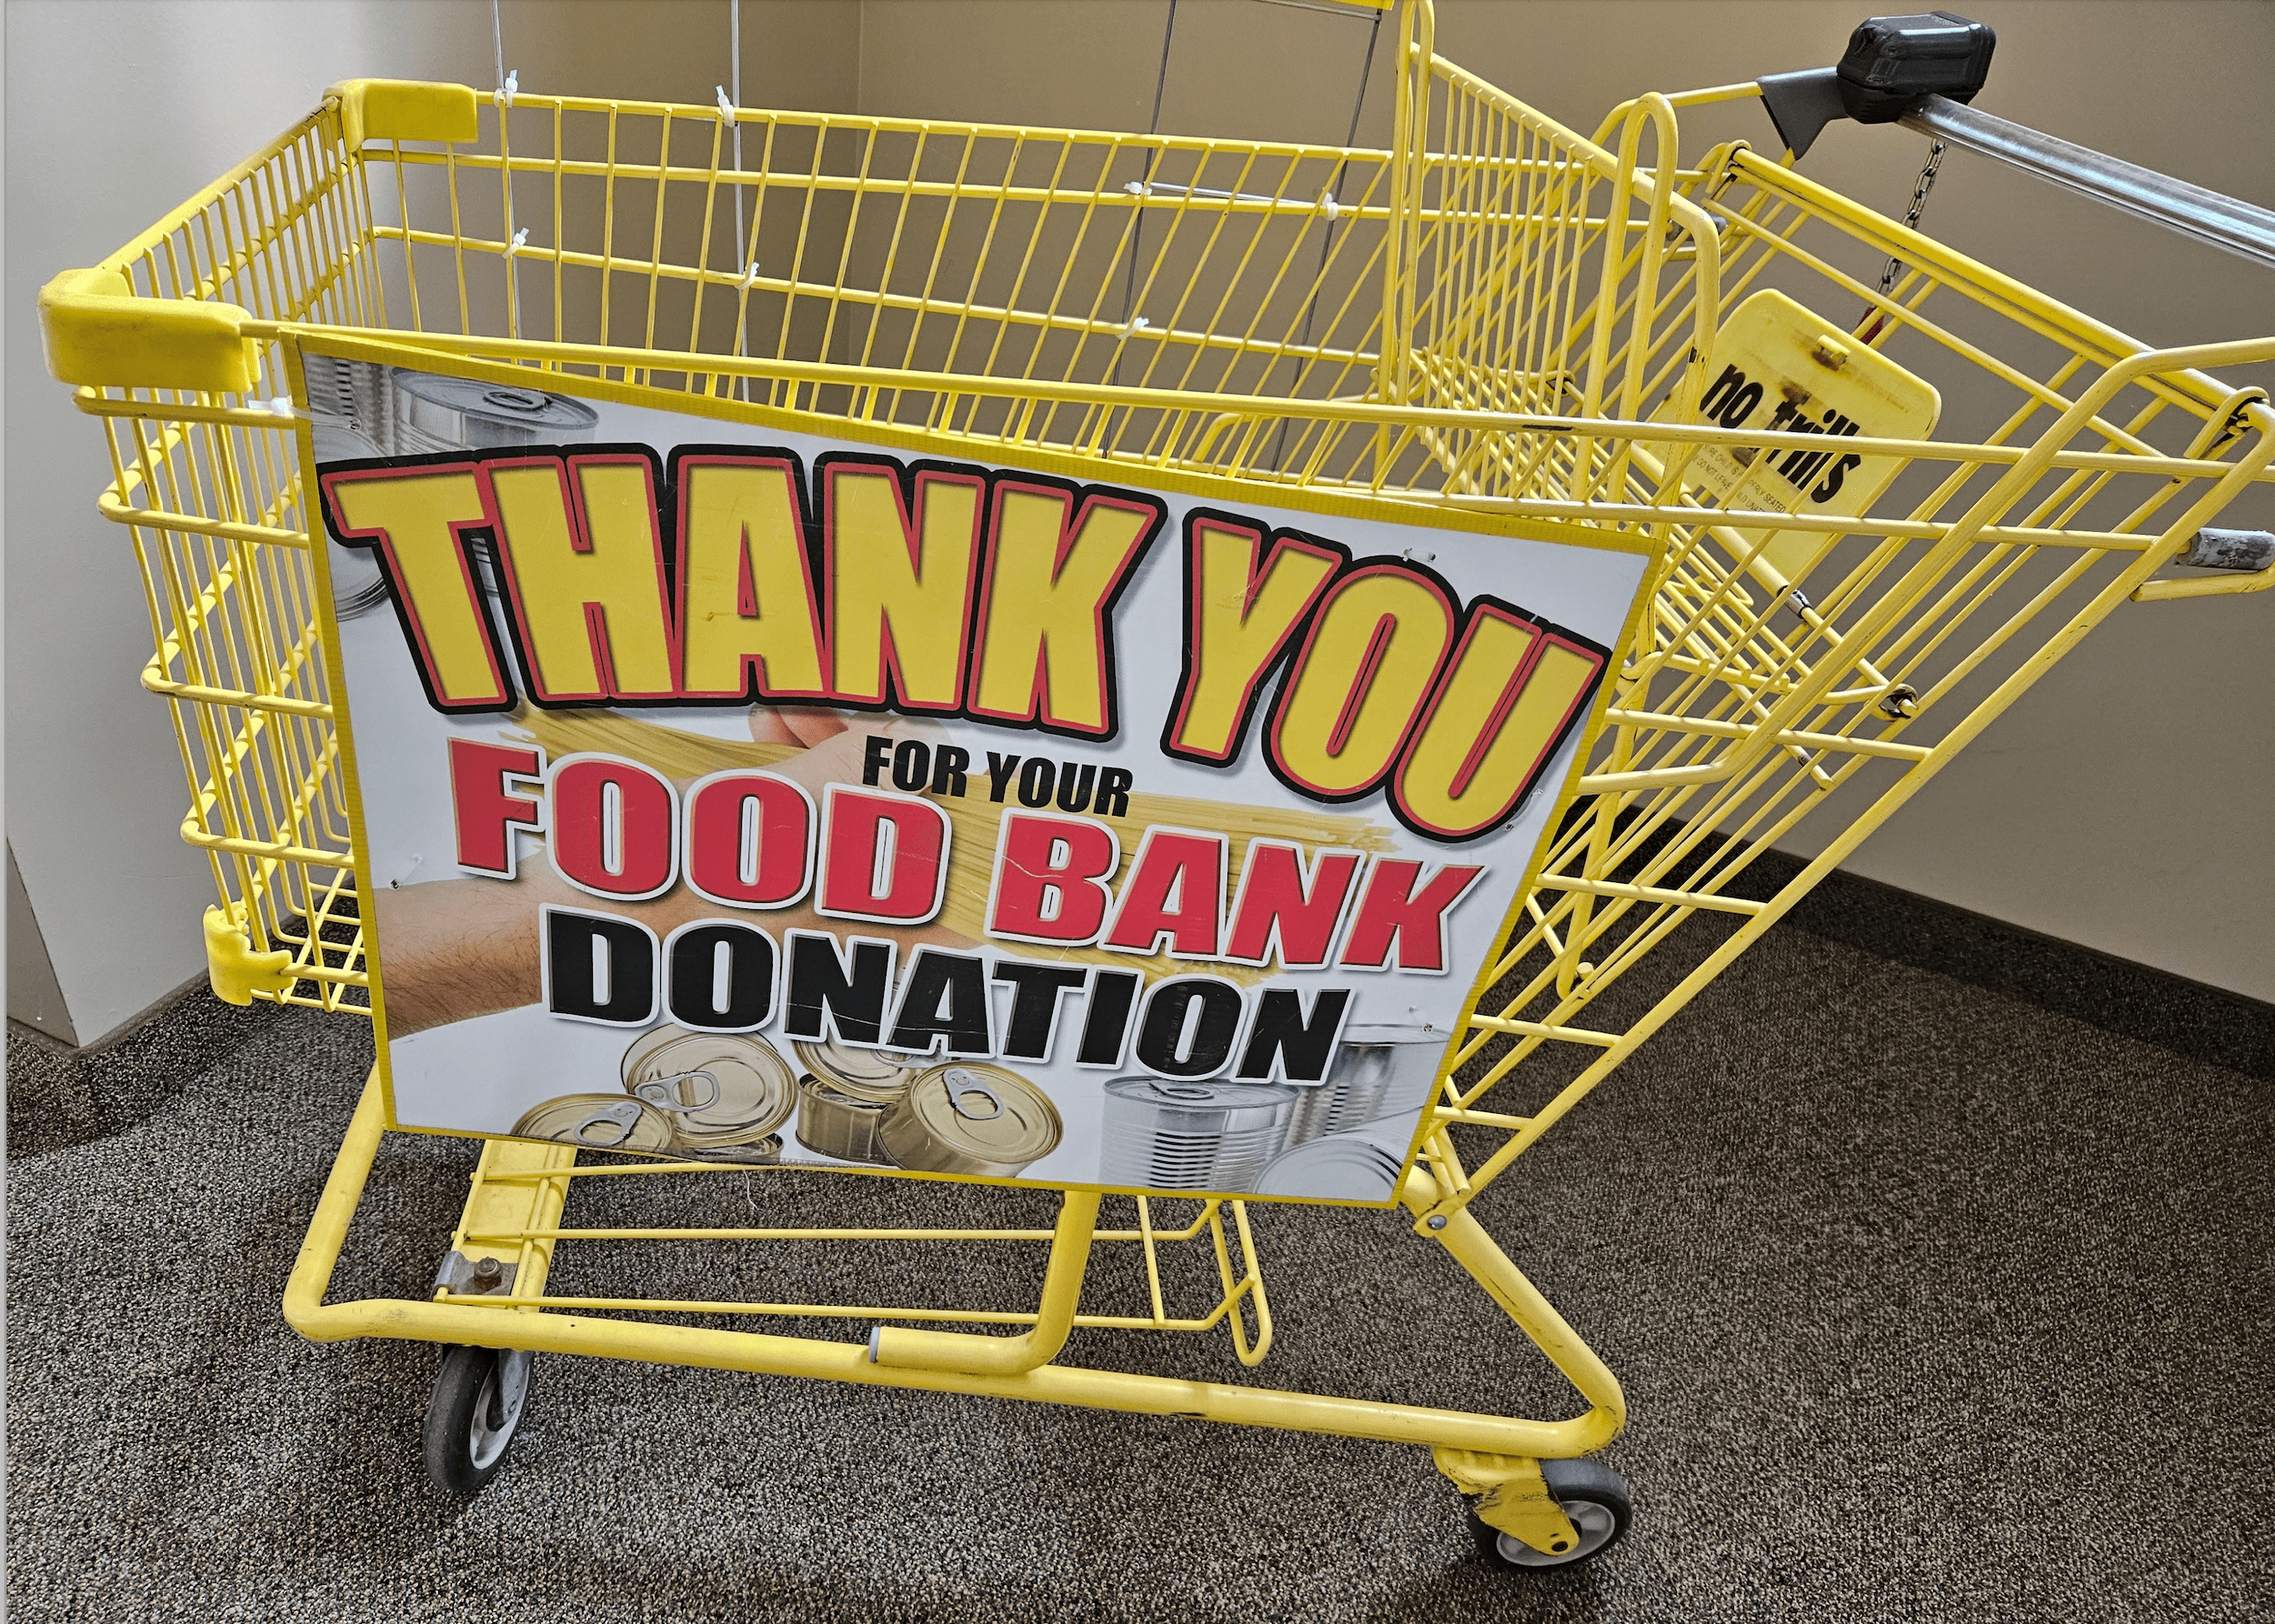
xmin=1760 ymin=10 xmax=1996 ymax=160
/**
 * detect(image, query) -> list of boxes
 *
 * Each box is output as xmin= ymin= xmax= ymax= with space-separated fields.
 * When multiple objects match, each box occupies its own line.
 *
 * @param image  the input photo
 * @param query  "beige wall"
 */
xmin=1417 ymin=2 xmax=2275 ymax=1000
xmin=8 ymin=1 xmax=2270 ymax=1047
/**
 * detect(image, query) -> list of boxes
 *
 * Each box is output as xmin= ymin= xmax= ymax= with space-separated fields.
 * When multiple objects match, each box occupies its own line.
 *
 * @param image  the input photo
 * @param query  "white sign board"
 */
xmin=307 ymin=347 xmax=1656 ymax=1204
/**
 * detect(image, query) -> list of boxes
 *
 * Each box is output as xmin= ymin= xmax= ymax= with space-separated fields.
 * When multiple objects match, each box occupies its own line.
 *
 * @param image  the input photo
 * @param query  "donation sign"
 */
xmin=306 ymin=347 xmax=1658 ymax=1204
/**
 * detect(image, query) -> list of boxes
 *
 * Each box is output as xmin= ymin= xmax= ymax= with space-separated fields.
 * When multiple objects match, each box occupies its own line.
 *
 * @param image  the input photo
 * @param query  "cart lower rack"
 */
xmin=39 ymin=0 xmax=2273 ymax=1571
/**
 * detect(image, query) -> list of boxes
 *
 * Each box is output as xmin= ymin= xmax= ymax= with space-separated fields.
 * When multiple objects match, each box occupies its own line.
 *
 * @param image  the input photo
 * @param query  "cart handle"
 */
xmin=1897 ymin=95 xmax=2275 ymax=273
xmin=1758 ymin=13 xmax=2275 ymax=271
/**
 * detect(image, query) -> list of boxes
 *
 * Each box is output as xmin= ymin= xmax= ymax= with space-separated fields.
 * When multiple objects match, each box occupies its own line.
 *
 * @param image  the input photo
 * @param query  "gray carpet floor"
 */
xmin=6 ymin=920 xmax=2270 ymax=1622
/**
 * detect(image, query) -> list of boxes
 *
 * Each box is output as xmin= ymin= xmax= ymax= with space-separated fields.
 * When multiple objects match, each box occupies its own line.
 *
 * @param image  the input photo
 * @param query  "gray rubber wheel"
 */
xmin=1467 ymin=1458 xmax=1631 ymax=1570
xmin=423 ymin=1345 xmax=533 ymax=1497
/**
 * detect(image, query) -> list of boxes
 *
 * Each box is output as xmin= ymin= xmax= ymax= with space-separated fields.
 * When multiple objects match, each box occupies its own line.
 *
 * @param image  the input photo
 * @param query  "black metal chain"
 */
xmin=1861 ymin=139 xmax=1947 ymax=336
xmin=1878 ymin=138 xmax=1949 ymax=297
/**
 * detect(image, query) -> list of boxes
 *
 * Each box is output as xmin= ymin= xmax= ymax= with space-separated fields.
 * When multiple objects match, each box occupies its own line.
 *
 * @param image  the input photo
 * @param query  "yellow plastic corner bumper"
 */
xmin=38 ymin=267 xmax=260 ymax=396
xmin=328 ymin=78 xmax=480 ymax=149
xmin=204 ymin=904 xmax=294 ymax=1006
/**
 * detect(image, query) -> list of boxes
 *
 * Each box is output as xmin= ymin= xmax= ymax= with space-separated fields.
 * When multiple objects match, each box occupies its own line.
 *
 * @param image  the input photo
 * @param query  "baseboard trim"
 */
xmin=9 ymin=967 xmax=210 ymax=1059
xmin=5 ymin=977 xmax=296 ymax=1156
xmin=1746 ymin=850 xmax=2274 ymax=1081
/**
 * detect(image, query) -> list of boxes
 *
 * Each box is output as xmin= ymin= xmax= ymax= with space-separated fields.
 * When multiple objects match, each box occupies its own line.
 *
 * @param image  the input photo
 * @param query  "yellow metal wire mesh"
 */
xmin=440 ymin=1147 xmax=1275 ymax=1366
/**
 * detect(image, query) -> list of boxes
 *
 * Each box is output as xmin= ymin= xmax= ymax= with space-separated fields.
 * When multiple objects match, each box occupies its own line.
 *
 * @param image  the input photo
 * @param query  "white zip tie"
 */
xmin=266 ymin=396 xmax=296 ymax=418
xmin=1123 ymin=316 xmax=1151 ymax=335
xmin=506 ymin=226 xmax=529 ymax=257
xmin=1131 ymin=176 xmax=1292 ymax=208
xmin=1319 ymin=190 xmax=1340 ymax=220
xmin=746 ymin=260 xmax=763 ymax=286
xmin=496 ymin=68 xmax=516 ymax=107
xmin=717 ymin=85 xmax=736 ymax=122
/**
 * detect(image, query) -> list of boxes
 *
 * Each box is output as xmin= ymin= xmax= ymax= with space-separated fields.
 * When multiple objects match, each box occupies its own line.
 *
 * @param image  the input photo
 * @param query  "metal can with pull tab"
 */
xmin=793 ymin=1038 xmax=923 ymax=1100
xmin=620 ymin=1027 xmax=797 ymax=1152
xmin=676 ymin=1134 xmax=787 ymax=1167
xmin=512 ymin=1093 xmax=676 ymax=1154
xmin=877 ymin=1062 xmax=1063 ymax=1177
xmin=791 ymin=1038 xmax=923 ymax=1164
xmin=1098 ymin=1077 xmax=1298 ymax=1192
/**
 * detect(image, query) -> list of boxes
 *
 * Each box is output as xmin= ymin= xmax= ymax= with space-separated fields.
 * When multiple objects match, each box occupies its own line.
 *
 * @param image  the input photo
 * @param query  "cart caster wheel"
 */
xmin=423 ymin=1344 xmax=533 ymax=1497
xmin=1467 ymin=1459 xmax=1631 ymax=1570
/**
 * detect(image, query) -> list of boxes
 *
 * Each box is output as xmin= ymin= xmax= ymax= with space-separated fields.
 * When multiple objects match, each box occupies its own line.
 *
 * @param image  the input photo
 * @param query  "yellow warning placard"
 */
xmin=1667 ymin=288 xmax=1940 ymax=587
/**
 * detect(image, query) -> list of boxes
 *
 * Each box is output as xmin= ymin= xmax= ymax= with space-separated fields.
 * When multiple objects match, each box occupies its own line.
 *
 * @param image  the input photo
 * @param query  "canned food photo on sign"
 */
xmin=791 ymin=1037 xmax=922 ymax=1164
xmin=879 ymin=1065 xmax=1063 ymax=1178
xmin=307 ymin=319 xmax=1636 ymax=1206
xmin=510 ymin=1094 xmax=676 ymax=1155
xmin=620 ymin=1027 xmax=797 ymax=1154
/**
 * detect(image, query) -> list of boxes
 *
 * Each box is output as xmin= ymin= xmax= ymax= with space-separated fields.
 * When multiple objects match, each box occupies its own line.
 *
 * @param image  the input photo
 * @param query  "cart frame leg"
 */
xmin=867 ymin=1189 xmax=1101 ymax=1375
xmin=440 ymin=1134 xmax=577 ymax=1304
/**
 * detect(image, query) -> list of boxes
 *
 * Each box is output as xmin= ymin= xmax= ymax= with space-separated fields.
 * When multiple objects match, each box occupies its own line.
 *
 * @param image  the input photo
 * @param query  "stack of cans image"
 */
xmin=793 ymin=1038 xmax=922 ymax=1165
xmin=1248 ymin=1119 xmax=1418 ymax=1201
xmin=509 ymin=1031 xmax=1064 ymax=1179
xmin=1280 ymin=1023 xmax=1445 ymax=1148
xmin=511 ymin=1027 xmax=797 ymax=1162
xmin=388 ymin=371 xmax=598 ymax=457
xmin=1100 ymin=1022 xmax=1448 ymax=1202
xmin=1099 ymin=1078 xmax=1298 ymax=1192
xmin=795 ymin=1039 xmax=1062 ymax=1178
xmin=302 ymin=354 xmax=599 ymax=460
xmin=506 ymin=1021 xmax=1443 ymax=1199
xmin=304 ymin=355 xmax=597 ymax=622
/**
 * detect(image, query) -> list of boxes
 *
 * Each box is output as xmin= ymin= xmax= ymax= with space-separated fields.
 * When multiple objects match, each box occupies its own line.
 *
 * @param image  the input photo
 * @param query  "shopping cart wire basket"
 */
xmin=37 ymin=0 xmax=2275 ymax=1568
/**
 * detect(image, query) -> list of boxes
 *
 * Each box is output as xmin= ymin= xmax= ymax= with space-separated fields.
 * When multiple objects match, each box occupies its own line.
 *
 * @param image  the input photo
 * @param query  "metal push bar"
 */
xmin=1898 ymin=95 xmax=2275 ymax=272
xmin=1759 ymin=9 xmax=2275 ymax=270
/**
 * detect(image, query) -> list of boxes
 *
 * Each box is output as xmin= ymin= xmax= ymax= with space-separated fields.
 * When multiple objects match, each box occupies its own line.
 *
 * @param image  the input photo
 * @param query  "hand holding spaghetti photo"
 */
xmin=370 ymin=708 xmax=967 ymax=1036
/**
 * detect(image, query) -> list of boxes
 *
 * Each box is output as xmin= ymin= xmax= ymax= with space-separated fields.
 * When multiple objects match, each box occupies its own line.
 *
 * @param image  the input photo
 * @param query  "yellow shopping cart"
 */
xmin=37 ymin=0 xmax=2274 ymax=1571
